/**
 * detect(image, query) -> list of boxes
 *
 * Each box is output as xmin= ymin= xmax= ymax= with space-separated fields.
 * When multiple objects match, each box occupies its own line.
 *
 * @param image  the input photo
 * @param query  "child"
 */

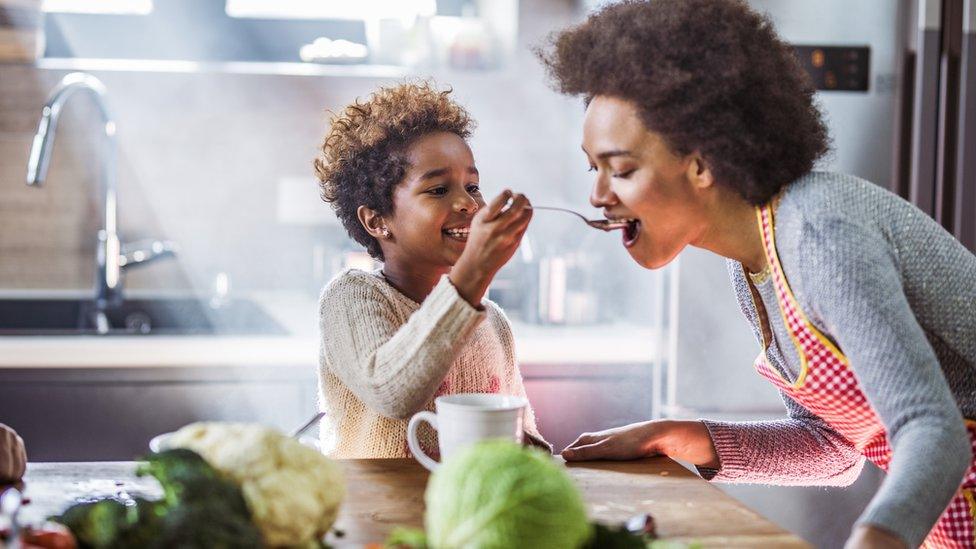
xmin=313 ymin=82 xmax=547 ymax=459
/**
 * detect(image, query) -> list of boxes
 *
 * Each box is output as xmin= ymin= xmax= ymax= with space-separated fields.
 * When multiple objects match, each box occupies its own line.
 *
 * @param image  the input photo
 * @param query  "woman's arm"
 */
xmin=792 ymin=217 xmax=971 ymax=549
xmin=320 ymin=272 xmax=484 ymax=419
xmin=701 ymin=393 xmax=865 ymax=486
xmin=561 ymin=393 xmax=865 ymax=487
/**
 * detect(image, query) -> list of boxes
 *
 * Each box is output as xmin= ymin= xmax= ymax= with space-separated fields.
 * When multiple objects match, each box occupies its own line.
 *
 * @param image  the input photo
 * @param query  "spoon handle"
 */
xmin=290 ymin=412 xmax=326 ymax=439
xmin=531 ymin=206 xmax=628 ymax=232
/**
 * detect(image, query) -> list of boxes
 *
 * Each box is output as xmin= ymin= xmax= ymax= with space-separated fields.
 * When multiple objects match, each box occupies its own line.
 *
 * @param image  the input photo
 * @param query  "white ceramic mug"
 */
xmin=406 ymin=393 xmax=526 ymax=471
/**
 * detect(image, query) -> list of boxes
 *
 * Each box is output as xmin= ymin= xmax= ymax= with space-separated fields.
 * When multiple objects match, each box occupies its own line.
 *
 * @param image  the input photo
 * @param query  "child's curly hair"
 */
xmin=537 ymin=0 xmax=830 ymax=205
xmin=314 ymin=82 xmax=475 ymax=260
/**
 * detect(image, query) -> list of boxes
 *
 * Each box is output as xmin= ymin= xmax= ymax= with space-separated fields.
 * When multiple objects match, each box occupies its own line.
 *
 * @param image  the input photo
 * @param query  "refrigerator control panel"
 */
xmin=793 ymin=45 xmax=870 ymax=92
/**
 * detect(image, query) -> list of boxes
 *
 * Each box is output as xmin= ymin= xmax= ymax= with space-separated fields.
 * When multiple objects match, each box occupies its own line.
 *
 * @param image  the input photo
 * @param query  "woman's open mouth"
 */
xmin=443 ymin=226 xmax=470 ymax=242
xmin=623 ymin=219 xmax=641 ymax=247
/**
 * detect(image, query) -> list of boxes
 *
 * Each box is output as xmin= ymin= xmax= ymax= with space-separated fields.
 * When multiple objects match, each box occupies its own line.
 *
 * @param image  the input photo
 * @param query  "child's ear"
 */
xmin=357 ymin=205 xmax=391 ymax=239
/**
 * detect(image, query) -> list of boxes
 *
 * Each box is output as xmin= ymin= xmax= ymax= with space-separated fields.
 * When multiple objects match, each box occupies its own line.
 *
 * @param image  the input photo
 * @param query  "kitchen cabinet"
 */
xmin=0 ymin=365 xmax=316 ymax=461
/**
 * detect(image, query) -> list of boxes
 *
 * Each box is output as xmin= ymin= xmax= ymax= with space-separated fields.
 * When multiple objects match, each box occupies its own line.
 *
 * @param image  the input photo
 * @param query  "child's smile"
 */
xmin=443 ymin=225 xmax=471 ymax=242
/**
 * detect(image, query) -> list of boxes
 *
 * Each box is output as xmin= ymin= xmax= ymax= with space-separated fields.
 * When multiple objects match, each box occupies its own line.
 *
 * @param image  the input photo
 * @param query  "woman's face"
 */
xmin=383 ymin=131 xmax=485 ymax=269
xmin=583 ymin=95 xmax=710 ymax=269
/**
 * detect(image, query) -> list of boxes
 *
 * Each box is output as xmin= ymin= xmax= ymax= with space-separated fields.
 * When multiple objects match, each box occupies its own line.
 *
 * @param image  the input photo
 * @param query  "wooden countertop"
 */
xmin=16 ymin=458 xmax=808 ymax=548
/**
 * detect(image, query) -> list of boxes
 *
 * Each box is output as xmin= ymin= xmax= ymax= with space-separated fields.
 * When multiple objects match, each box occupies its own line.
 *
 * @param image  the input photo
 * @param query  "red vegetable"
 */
xmin=21 ymin=524 xmax=77 ymax=549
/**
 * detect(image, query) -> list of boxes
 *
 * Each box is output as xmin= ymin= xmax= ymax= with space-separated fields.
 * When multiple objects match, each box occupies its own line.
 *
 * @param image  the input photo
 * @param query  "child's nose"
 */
xmin=455 ymin=195 xmax=479 ymax=213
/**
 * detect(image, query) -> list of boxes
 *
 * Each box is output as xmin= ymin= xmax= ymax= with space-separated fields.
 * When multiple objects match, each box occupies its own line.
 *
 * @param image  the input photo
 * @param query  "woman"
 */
xmin=539 ymin=1 xmax=976 ymax=548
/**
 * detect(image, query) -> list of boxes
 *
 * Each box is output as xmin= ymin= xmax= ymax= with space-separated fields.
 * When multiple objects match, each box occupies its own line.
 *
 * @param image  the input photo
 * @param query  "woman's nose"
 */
xmin=589 ymin=173 xmax=616 ymax=208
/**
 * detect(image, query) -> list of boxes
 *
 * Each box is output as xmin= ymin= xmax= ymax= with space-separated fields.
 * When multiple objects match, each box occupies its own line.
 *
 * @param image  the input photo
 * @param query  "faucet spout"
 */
xmin=26 ymin=73 xmax=114 ymax=189
xmin=25 ymin=73 xmax=174 ymax=328
xmin=26 ymin=73 xmax=122 ymax=309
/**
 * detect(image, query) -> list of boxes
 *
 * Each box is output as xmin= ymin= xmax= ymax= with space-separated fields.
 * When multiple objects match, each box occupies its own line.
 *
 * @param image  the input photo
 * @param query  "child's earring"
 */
xmin=381 ymin=227 xmax=390 ymax=238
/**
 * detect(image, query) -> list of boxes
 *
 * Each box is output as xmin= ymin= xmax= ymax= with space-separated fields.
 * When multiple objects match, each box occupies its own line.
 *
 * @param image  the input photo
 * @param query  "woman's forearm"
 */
xmin=656 ymin=420 xmax=720 ymax=467
xmin=701 ymin=418 xmax=865 ymax=486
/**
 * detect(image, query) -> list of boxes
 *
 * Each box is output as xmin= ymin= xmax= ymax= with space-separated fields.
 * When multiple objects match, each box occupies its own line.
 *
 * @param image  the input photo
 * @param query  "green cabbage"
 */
xmin=424 ymin=440 xmax=592 ymax=549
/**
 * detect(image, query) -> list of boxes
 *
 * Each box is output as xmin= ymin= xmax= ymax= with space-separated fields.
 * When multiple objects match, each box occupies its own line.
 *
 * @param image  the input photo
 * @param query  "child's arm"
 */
xmin=320 ymin=271 xmax=484 ymax=419
xmin=485 ymin=301 xmax=549 ymax=447
xmin=449 ymin=191 xmax=532 ymax=308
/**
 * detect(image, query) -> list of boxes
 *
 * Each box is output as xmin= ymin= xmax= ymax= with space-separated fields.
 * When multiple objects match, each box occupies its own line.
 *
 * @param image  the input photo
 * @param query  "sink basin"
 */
xmin=0 ymin=297 xmax=288 ymax=336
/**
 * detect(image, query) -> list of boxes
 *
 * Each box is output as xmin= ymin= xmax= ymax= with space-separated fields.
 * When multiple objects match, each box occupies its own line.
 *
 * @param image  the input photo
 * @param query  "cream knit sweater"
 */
xmin=317 ymin=268 xmax=542 ymax=459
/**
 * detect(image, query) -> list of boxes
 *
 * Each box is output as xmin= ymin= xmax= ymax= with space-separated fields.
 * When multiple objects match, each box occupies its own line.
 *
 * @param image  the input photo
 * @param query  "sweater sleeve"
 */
xmin=486 ymin=302 xmax=545 ymax=443
xmin=701 ymin=391 xmax=865 ymax=486
xmin=795 ymin=217 xmax=971 ymax=548
xmin=319 ymin=272 xmax=485 ymax=419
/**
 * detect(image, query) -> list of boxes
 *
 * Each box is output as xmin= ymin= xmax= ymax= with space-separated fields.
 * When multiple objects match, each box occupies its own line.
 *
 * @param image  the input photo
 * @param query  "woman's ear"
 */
xmin=687 ymin=152 xmax=715 ymax=190
xmin=357 ymin=205 xmax=391 ymax=239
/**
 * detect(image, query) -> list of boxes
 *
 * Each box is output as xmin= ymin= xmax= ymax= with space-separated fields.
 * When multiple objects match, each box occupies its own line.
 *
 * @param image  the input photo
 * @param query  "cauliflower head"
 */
xmin=167 ymin=421 xmax=345 ymax=547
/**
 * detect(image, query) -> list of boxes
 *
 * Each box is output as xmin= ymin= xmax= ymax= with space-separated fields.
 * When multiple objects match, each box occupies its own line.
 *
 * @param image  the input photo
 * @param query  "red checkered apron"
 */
xmin=747 ymin=204 xmax=976 ymax=548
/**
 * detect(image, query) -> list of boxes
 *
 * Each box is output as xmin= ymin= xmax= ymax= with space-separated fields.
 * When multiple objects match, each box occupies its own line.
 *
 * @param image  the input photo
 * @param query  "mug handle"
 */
xmin=407 ymin=411 xmax=439 ymax=471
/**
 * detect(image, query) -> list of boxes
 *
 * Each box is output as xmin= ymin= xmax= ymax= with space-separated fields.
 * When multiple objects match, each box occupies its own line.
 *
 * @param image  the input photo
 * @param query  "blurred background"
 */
xmin=1 ymin=0 xmax=973 ymax=546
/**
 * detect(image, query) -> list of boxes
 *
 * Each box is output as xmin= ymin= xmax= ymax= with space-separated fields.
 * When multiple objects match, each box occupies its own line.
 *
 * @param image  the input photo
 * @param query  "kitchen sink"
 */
xmin=0 ymin=296 xmax=287 ymax=336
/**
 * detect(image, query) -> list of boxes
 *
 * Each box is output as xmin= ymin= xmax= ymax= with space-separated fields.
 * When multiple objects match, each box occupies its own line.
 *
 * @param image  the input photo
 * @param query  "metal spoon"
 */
xmin=530 ymin=206 xmax=630 ymax=232
xmin=290 ymin=412 xmax=325 ymax=439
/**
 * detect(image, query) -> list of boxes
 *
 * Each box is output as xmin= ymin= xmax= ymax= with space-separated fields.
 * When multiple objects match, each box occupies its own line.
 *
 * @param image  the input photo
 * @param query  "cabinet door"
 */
xmin=0 ymin=369 xmax=317 ymax=461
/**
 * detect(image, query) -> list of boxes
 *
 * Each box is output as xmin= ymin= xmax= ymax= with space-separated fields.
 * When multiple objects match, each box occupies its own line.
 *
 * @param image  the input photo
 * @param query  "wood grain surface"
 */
xmin=16 ymin=458 xmax=810 ymax=548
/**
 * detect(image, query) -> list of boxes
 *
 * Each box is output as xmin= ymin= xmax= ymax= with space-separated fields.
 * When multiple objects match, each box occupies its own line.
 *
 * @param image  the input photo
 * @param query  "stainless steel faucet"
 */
xmin=26 ymin=72 xmax=176 ymax=330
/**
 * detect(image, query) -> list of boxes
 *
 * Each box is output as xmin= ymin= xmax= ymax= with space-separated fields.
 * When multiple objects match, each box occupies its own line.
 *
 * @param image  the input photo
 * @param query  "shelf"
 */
xmin=32 ymin=57 xmax=513 ymax=79
xmin=35 ymin=57 xmax=413 ymax=77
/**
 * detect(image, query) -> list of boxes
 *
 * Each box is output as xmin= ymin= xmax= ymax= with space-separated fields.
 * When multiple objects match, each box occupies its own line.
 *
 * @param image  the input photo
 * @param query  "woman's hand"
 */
xmin=561 ymin=419 xmax=719 ymax=468
xmin=0 ymin=423 xmax=27 ymax=483
xmin=450 ymin=190 xmax=532 ymax=307
xmin=844 ymin=525 xmax=907 ymax=549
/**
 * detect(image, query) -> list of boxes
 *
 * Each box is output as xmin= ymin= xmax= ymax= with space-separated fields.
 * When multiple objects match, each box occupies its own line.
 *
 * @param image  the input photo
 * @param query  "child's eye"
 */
xmin=428 ymin=187 xmax=448 ymax=196
xmin=466 ymin=184 xmax=481 ymax=194
xmin=587 ymin=165 xmax=597 ymax=173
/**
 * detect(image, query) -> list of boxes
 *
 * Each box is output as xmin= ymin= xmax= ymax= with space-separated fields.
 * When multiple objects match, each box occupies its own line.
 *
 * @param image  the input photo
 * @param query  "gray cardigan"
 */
xmin=703 ymin=171 xmax=976 ymax=547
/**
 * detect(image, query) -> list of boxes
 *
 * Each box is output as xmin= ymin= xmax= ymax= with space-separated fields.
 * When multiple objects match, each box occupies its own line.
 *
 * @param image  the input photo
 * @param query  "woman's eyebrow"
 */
xmin=595 ymin=149 xmax=635 ymax=160
xmin=581 ymin=145 xmax=635 ymax=160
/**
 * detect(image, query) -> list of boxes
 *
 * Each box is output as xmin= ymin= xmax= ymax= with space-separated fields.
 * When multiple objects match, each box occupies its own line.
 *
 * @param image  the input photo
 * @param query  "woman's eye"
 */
xmin=428 ymin=187 xmax=448 ymax=196
xmin=613 ymin=169 xmax=636 ymax=179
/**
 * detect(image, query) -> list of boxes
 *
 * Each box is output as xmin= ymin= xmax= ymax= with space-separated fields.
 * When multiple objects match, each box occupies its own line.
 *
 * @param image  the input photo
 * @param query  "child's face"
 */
xmin=383 ymin=131 xmax=485 ymax=269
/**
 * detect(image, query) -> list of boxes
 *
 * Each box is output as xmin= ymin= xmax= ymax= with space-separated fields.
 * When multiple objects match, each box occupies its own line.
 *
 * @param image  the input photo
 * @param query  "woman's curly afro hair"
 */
xmin=315 ymin=82 xmax=475 ymax=260
xmin=537 ymin=0 xmax=830 ymax=205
